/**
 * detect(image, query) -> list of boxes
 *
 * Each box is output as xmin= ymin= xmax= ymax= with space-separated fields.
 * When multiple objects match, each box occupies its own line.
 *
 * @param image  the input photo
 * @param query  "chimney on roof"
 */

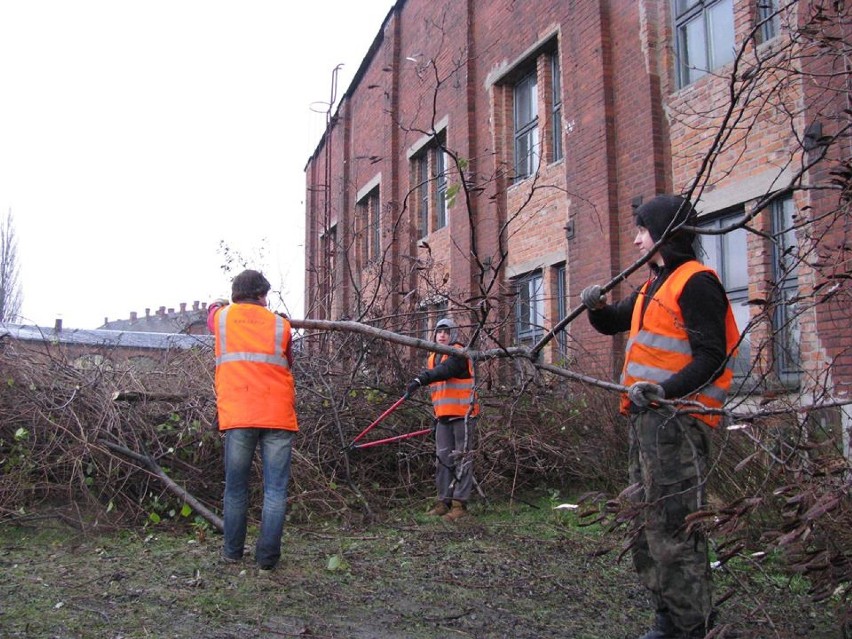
xmin=180 ymin=302 xmax=186 ymax=314
xmin=167 ymin=307 xmax=175 ymax=315
xmin=145 ymin=308 xmax=150 ymax=318
xmin=55 ymin=319 xmax=63 ymax=332
xmin=193 ymin=300 xmax=199 ymax=310
xmin=158 ymin=306 xmax=165 ymax=316
xmin=130 ymin=311 xmax=137 ymax=321
xmin=202 ymin=302 xmax=207 ymax=310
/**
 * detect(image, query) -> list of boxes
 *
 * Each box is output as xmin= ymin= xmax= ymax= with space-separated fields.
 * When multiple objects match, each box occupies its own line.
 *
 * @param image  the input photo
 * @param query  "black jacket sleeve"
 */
xmin=587 ymin=291 xmax=638 ymax=335
xmin=416 ymin=352 xmax=470 ymax=385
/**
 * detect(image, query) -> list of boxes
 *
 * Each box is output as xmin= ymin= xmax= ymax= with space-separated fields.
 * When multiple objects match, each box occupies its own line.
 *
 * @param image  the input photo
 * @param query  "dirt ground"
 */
xmin=0 ymin=500 xmax=844 ymax=639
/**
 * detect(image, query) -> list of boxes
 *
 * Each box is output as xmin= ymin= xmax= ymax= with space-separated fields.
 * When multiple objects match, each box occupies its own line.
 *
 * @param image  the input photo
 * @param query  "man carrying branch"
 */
xmin=209 ymin=269 xmax=298 ymax=573
xmin=581 ymin=195 xmax=740 ymax=639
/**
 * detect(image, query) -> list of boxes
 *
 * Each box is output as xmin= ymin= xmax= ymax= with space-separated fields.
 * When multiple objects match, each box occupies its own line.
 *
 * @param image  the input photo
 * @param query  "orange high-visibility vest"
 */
xmin=427 ymin=345 xmax=480 ymax=419
xmin=213 ymin=303 xmax=298 ymax=431
xmin=620 ymin=261 xmax=739 ymax=427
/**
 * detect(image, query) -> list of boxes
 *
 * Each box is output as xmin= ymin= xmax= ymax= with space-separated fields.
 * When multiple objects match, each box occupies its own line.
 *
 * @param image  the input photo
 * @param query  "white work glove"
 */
xmin=211 ymin=298 xmax=230 ymax=308
xmin=628 ymin=382 xmax=665 ymax=408
xmin=580 ymin=285 xmax=606 ymax=310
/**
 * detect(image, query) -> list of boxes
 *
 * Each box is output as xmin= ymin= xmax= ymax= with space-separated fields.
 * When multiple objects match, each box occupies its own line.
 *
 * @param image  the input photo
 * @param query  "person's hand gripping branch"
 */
xmin=628 ymin=381 xmax=665 ymax=408
xmin=580 ymin=285 xmax=606 ymax=310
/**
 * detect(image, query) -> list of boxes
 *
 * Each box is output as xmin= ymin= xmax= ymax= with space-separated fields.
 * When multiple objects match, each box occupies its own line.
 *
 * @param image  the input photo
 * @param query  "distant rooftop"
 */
xmin=99 ymin=301 xmax=210 ymax=335
xmin=1 ymin=321 xmax=213 ymax=351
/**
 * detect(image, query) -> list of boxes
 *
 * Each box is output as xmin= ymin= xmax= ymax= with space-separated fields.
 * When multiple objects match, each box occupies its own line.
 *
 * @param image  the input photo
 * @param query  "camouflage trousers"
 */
xmin=628 ymin=409 xmax=713 ymax=635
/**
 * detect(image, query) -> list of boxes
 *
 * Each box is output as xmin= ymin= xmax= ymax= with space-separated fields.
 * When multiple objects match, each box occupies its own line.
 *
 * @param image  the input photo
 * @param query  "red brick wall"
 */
xmin=305 ymin=0 xmax=850 ymax=399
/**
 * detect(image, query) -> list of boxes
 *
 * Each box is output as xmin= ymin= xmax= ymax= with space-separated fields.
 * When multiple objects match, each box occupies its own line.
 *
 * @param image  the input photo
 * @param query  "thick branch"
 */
xmin=99 ymin=439 xmax=224 ymax=533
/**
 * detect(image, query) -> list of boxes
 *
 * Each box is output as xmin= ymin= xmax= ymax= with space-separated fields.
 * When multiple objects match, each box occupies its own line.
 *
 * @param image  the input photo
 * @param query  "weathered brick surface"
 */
xmin=305 ymin=0 xmax=850 ymax=395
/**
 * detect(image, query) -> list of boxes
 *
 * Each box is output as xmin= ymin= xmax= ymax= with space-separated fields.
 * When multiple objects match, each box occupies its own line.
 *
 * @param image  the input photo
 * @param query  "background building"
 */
xmin=304 ymin=0 xmax=850 ymax=435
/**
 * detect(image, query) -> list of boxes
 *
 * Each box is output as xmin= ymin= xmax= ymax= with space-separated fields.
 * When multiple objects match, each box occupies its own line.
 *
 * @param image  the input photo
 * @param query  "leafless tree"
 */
xmin=0 ymin=208 xmax=22 ymax=323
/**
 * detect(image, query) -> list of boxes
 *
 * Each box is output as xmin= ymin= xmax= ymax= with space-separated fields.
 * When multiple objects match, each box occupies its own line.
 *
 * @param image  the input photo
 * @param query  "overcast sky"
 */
xmin=0 ymin=1 xmax=393 ymax=328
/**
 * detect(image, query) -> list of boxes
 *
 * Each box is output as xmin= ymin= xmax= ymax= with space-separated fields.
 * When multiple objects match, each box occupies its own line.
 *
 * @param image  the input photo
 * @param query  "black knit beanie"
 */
xmin=634 ymin=195 xmax=698 ymax=265
xmin=634 ymin=195 xmax=697 ymax=241
xmin=231 ymin=269 xmax=271 ymax=302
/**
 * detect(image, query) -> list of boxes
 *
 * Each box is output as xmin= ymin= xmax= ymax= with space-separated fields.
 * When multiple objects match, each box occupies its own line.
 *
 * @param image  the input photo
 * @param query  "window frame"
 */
xmin=434 ymin=146 xmax=448 ymax=230
xmin=770 ymin=196 xmax=802 ymax=387
xmin=409 ymin=130 xmax=448 ymax=237
xmin=673 ymin=0 xmax=736 ymax=88
xmin=756 ymin=0 xmax=780 ymax=43
xmin=551 ymin=53 xmax=563 ymax=163
xmin=357 ymin=187 xmax=381 ymax=264
xmin=320 ymin=224 xmax=337 ymax=314
xmin=514 ymin=270 xmax=545 ymax=344
xmin=697 ymin=208 xmax=751 ymax=382
xmin=370 ymin=192 xmax=381 ymax=262
xmin=417 ymin=154 xmax=429 ymax=239
xmin=555 ymin=264 xmax=567 ymax=357
xmin=513 ymin=70 xmax=540 ymax=182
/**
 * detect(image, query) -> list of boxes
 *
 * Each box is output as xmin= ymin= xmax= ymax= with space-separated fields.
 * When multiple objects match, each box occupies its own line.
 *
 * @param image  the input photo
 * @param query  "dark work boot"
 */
xmin=637 ymin=611 xmax=677 ymax=639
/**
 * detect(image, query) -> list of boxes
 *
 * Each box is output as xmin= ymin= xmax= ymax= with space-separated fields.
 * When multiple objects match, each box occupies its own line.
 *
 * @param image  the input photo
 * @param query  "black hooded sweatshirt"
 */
xmin=587 ymin=195 xmax=731 ymax=400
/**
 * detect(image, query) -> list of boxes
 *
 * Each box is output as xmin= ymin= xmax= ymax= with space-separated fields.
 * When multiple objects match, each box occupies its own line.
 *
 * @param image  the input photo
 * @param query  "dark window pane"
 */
xmin=435 ymin=149 xmax=447 ymax=228
xmin=676 ymin=0 xmax=701 ymax=15
xmin=758 ymin=0 xmax=780 ymax=42
xmin=418 ymin=155 xmax=429 ymax=237
xmin=551 ymin=54 xmax=563 ymax=162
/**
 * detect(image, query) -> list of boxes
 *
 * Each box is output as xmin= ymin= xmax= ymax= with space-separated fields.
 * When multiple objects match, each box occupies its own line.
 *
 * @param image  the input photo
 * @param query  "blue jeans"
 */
xmin=222 ymin=428 xmax=295 ymax=568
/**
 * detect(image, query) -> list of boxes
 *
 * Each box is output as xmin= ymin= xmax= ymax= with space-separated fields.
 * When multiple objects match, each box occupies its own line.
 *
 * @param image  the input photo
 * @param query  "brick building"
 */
xmin=304 ymin=0 xmax=851 ymax=440
xmin=1 ymin=320 xmax=213 ymax=371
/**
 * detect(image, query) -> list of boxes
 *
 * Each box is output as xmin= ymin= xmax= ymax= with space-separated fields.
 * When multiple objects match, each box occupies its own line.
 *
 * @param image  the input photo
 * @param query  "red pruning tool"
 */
xmin=346 ymin=393 xmax=431 ymax=451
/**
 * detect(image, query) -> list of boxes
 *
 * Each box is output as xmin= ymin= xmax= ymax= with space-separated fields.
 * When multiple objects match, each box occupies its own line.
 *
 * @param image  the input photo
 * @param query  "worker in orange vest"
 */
xmin=406 ymin=318 xmax=480 ymax=522
xmin=581 ymin=195 xmax=739 ymax=639
xmin=208 ymin=269 xmax=298 ymax=573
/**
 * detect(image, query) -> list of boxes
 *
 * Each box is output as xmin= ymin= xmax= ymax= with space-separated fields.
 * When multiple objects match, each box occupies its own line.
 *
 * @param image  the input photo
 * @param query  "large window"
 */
xmin=551 ymin=54 xmax=563 ymax=163
xmin=674 ymin=0 xmax=735 ymax=87
xmin=698 ymin=210 xmax=751 ymax=379
xmin=514 ymin=71 xmax=540 ymax=182
xmin=515 ymin=271 xmax=545 ymax=344
xmin=358 ymin=187 xmax=381 ymax=263
xmin=410 ymin=133 xmax=449 ymax=236
xmin=320 ymin=224 xmax=337 ymax=314
xmin=417 ymin=154 xmax=429 ymax=238
xmin=435 ymin=146 xmax=448 ymax=229
xmin=555 ymin=264 xmax=568 ymax=357
xmin=770 ymin=196 xmax=801 ymax=386
xmin=757 ymin=0 xmax=780 ymax=43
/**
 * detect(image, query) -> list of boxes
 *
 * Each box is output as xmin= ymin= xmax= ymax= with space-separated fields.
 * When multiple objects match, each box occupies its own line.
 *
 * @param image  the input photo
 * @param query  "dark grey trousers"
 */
xmin=435 ymin=416 xmax=478 ymax=502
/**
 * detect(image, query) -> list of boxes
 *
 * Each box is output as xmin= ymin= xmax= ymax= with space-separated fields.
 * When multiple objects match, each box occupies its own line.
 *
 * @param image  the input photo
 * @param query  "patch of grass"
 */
xmin=0 ymin=502 xmax=845 ymax=639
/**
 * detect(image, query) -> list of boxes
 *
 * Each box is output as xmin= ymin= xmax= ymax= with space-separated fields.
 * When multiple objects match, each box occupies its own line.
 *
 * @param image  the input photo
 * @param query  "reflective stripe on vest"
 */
xmin=213 ymin=304 xmax=297 ymax=431
xmin=427 ymin=347 xmax=480 ymax=419
xmin=215 ymin=306 xmax=290 ymax=369
xmin=620 ymin=261 xmax=740 ymax=427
